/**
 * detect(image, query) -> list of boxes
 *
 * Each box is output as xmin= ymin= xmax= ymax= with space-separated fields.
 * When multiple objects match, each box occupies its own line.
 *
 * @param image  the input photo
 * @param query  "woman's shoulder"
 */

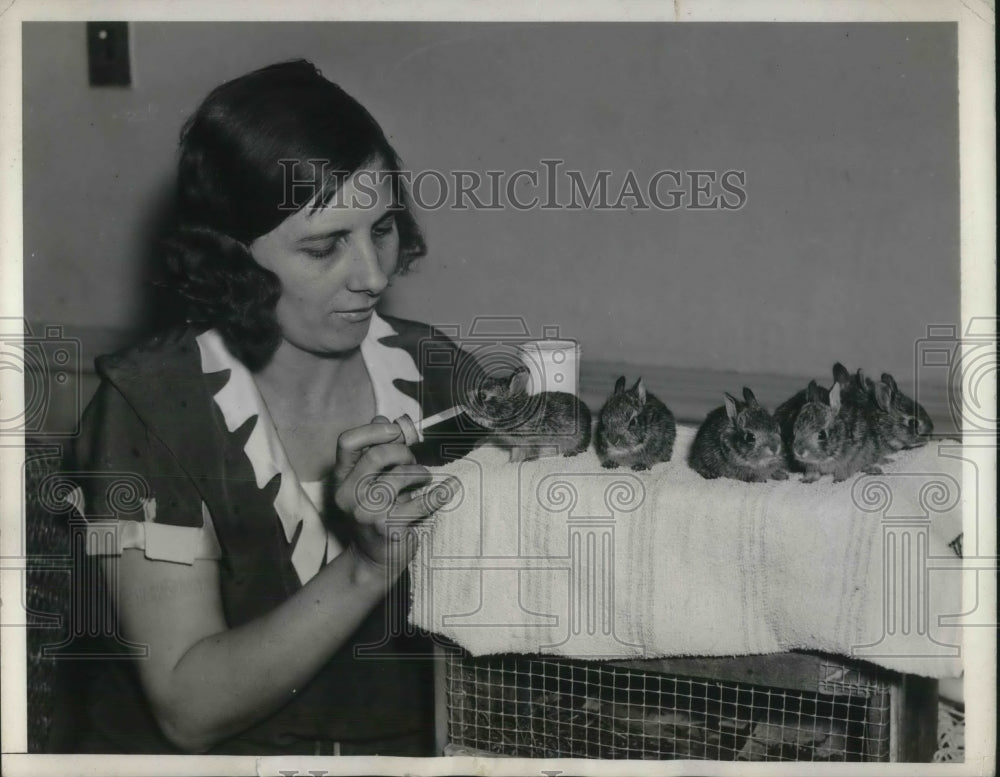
xmin=75 ymin=327 xmax=228 ymax=477
xmin=87 ymin=327 xmax=228 ymax=438
xmin=94 ymin=327 xmax=207 ymax=386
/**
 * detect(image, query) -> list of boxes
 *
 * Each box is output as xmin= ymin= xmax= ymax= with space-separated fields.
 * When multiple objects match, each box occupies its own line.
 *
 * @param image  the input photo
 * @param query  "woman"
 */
xmin=59 ymin=59 xmax=483 ymax=756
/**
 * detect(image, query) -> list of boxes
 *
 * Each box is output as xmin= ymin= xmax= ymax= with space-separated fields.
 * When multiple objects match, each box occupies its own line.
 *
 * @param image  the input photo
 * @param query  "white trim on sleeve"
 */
xmin=71 ymin=485 xmax=223 ymax=564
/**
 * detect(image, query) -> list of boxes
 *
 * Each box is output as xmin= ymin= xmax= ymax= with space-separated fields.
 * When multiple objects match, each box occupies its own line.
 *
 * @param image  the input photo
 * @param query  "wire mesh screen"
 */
xmin=444 ymin=653 xmax=893 ymax=761
xmin=25 ymin=445 xmax=72 ymax=753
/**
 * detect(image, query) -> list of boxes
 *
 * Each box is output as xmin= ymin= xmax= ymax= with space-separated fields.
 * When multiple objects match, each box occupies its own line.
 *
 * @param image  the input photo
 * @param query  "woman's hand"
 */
xmin=332 ymin=415 xmax=457 ymax=577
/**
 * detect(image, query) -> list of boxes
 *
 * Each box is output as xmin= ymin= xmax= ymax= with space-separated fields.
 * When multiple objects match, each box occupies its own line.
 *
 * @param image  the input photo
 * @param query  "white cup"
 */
xmin=517 ymin=340 xmax=580 ymax=396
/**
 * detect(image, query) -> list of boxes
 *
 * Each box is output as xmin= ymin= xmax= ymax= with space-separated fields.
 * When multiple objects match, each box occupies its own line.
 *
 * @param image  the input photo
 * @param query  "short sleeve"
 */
xmin=67 ymin=379 xmax=221 ymax=564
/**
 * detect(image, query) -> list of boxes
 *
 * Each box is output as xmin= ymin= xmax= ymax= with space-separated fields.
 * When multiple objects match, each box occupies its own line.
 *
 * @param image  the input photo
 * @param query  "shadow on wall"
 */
xmin=133 ymin=179 xmax=184 ymax=338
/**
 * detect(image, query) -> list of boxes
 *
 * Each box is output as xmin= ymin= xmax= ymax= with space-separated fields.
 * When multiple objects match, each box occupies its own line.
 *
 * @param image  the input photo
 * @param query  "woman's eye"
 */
xmin=372 ymin=216 xmax=396 ymax=241
xmin=303 ymin=235 xmax=347 ymax=259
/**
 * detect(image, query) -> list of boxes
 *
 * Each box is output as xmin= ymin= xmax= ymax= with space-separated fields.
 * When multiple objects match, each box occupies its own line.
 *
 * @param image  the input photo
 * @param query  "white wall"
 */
xmin=23 ymin=22 xmax=958 ymax=389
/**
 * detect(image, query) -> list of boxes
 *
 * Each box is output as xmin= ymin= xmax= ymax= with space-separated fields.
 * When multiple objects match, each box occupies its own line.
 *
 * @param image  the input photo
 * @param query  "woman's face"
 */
xmin=249 ymin=168 xmax=400 ymax=355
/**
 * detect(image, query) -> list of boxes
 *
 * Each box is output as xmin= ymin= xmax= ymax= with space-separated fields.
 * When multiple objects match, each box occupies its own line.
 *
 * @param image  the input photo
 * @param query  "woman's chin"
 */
xmin=281 ymin=328 xmax=370 ymax=358
xmin=321 ymin=333 xmax=368 ymax=355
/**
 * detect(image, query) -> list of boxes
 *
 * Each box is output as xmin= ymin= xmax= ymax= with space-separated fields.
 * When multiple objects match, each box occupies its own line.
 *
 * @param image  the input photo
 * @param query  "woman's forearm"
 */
xmin=157 ymin=548 xmax=396 ymax=752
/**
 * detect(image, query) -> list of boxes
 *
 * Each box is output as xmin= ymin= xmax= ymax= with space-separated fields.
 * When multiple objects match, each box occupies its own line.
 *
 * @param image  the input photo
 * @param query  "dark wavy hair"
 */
xmin=160 ymin=59 xmax=426 ymax=370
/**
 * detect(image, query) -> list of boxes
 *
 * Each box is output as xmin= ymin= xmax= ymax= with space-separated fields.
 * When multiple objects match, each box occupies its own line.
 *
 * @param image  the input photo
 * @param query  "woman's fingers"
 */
xmin=351 ymin=474 xmax=461 ymax=571
xmin=333 ymin=420 xmax=404 ymax=483
xmin=390 ymin=476 xmax=461 ymax=520
xmin=352 ymin=464 xmax=433 ymax=520
xmin=356 ymin=442 xmax=417 ymax=474
xmin=341 ymin=443 xmax=416 ymax=494
xmin=355 ymin=472 xmax=458 ymax=528
xmin=379 ymin=464 xmax=434 ymax=496
xmin=334 ymin=442 xmax=414 ymax=511
xmin=331 ymin=417 xmax=459 ymax=570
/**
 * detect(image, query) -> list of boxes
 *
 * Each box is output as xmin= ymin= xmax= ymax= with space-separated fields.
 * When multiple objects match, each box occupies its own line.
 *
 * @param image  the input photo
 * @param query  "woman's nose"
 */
xmin=350 ymin=235 xmax=389 ymax=294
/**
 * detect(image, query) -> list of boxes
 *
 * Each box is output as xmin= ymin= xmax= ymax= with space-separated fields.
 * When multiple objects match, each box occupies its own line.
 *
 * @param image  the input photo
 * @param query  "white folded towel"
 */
xmin=409 ymin=425 xmax=965 ymax=678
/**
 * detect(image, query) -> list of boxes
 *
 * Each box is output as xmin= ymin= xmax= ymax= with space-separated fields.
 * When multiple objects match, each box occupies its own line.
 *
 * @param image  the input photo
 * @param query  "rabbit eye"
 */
xmin=743 ymin=431 xmax=755 ymax=444
xmin=818 ymin=430 xmax=828 ymax=442
xmin=907 ymin=417 xmax=919 ymax=432
xmin=628 ymin=416 xmax=638 ymax=429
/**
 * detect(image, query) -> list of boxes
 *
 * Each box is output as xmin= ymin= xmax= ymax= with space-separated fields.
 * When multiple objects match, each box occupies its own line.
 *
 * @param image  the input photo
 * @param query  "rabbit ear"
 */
xmin=509 ymin=368 xmax=530 ymax=395
xmin=633 ymin=377 xmax=647 ymax=404
xmin=881 ymin=373 xmax=898 ymax=394
xmin=874 ymin=380 xmax=893 ymax=411
xmin=742 ymin=386 xmax=758 ymax=406
xmin=724 ymin=393 xmax=739 ymax=421
xmin=614 ymin=376 xmax=627 ymax=395
xmin=833 ymin=362 xmax=850 ymax=386
xmin=829 ymin=382 xmax=842 ymax=412
xmin=806 ymin=379 xmax=821 ymax=403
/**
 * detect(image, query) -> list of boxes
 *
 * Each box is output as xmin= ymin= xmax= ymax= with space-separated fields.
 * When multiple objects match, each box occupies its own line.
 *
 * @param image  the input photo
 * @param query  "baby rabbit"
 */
xmin=595 ymin=376 xmax=676 ymax=470
xmin=791 ymin=380 xmax=886 ymax=483
xmin=832 ymin=362 xmax=871 ymax=404
xmin=774 ymin=381 xmax=830 ymax=465
xmin=834 ymin=362 xmax=934 ymax=452
xmin=688 ymin=387 xmax=787 ymax=482
xmin=776 ymin=362 xmax=867 ymax=469
xmin=467 ymin=366 xmax=592 ymax=462
xmin=867 ymin=372 xmax=934 ymax=451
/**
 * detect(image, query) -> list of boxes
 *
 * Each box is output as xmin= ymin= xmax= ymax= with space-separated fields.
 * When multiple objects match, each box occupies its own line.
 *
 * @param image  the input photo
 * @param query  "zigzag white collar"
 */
xmin=195 ymin=312 xmax=423 ymax=585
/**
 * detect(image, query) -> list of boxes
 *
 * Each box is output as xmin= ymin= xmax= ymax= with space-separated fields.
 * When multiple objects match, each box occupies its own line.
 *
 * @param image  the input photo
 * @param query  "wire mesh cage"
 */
xmin=24 ymin=444 xmax=73 ymax=753
xmin=441 ymin=651 xmax=936 ymax=762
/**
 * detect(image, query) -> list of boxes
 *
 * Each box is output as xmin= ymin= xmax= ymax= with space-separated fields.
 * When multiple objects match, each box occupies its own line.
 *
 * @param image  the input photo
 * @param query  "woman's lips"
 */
xmin=334 ymin=307 xmax=375 ymax=322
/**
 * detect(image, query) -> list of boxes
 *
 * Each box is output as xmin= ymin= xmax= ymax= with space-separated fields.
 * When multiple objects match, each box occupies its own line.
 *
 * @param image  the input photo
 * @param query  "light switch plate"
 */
xmin=87 ymin=22 xmax=131 ymax=87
